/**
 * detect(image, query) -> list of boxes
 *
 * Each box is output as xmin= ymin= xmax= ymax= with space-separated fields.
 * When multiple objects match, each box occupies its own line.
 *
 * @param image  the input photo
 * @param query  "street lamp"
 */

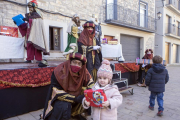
xmin=157 ymin=11 xmax=162 ymax=20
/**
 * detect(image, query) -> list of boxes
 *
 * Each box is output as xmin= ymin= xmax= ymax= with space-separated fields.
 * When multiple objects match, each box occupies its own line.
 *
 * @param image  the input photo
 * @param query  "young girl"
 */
xmin=82 ymin=59 xmax=123 ymax=120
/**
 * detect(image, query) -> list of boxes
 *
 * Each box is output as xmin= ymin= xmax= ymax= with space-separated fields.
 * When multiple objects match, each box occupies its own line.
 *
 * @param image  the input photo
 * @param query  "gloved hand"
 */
xmin=142 ymin=64 xmax=146 ymax=68
xmin=86 ymin=88 xmax=92 ymax=90
xmin=78 ymin=26 xmax=81 ymax=30
xmin=74 ymin=95 xmax=84 ymax=103
xmin=93 ymin=46 xmax=100 ymax=50
xmin=23 ymin=18 xmax=29 ymax=22
xmin=13 ymin=21 xmax=16 ymax=25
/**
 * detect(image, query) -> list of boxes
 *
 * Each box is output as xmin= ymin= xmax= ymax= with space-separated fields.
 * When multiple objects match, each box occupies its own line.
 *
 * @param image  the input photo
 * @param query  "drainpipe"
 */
xmin=26 ymin=0 xmax=29 ymax=13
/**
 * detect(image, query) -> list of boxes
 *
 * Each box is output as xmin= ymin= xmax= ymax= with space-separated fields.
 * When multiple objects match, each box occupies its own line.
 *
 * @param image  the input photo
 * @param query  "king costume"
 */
xmin=43 ymin=53 xmax=94 ymax=120
xmin=17 ymin=0 xmax=49 ymax=62
xmin=78 ymin=21 xmax=102 ymax=82
xmin=63 ymin=14 xmax=81 ymax=57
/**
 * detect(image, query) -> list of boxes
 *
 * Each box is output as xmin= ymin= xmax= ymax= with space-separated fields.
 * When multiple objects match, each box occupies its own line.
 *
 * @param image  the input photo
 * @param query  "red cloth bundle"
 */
xmin=84 ymin=89 xmax=107 ymax=107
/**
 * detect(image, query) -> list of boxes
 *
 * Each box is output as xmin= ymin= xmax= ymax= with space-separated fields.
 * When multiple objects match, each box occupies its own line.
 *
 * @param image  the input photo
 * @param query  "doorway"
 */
xmin=49 ymin=27 xmax=61 ymax=50
xmin=165 ymin=42 xmax=170 ymax=64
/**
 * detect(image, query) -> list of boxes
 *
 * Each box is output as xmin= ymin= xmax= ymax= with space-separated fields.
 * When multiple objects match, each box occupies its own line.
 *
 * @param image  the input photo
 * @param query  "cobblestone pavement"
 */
xmin=5 ymin=66 xmax=180 ymax=120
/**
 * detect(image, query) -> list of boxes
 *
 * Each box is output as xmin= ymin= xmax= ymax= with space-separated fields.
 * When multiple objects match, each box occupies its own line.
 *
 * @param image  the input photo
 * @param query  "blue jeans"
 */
xmin=149 ymin=92 xmax=164 ymax=111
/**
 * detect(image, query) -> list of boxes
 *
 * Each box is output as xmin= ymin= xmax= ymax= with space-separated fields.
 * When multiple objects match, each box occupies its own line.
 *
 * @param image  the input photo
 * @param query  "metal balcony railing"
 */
xmin=166 ymin=23 xmax=180 ymax=36
xmin=166 ymin=0 xmax=180 ymax=10
xmin=100 ymin=4 xmax=156 ymax=32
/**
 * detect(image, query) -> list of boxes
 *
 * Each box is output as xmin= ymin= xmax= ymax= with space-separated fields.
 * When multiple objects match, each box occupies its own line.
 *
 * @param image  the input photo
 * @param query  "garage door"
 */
xmin=120 ymin=35 xmax=140 ymax=61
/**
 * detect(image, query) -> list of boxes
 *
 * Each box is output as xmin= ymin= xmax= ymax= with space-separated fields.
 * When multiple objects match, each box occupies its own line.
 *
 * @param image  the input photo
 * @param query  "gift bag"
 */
xmin=84 ymin=89 xmax=107 ymax=107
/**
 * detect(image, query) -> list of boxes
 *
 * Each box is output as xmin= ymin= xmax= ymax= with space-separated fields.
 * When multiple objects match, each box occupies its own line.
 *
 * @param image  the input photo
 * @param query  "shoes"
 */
xmin=24 ymin=60 xmax=31 ymax=63
xmin=157 ymin=110 xmax=163 ymax=116
xmin=148 ymin=105 xmax=154 ymax=111
xmin=137 ymin=83 xmax=146 ymax=87
xmin=78 ymin=114 xmax=87 ymax=120
xmin=71 ymin=114 xmax=86 ymax=120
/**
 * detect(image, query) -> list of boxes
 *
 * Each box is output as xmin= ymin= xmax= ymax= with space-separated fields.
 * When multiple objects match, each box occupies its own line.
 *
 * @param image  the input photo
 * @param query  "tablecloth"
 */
xmin=0 ymin=35 xmax=24 ymax=59
xmin=101 ymin=44 xmax=123 ymax=58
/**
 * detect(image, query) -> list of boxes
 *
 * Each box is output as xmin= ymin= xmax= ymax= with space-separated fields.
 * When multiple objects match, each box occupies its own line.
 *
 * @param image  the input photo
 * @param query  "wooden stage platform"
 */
xmin=0 ymin=60 xmax=65 ymax=70
xmin=0 ymin=60 xmax=65 ymax=119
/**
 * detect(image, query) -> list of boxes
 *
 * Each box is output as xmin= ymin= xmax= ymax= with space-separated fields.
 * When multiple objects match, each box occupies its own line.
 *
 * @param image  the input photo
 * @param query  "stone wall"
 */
xmin=0 ymin=0 xmax=155 ymax=27
xmin=39 ymin=0 xmax=104 ymax=23
xmin=117 ymin=0 xmax=155 ymax=18
xmin=0 ymin=0 xmax=104 ymax=27
xmin=0 ymin=0 xmax=26 ymax=27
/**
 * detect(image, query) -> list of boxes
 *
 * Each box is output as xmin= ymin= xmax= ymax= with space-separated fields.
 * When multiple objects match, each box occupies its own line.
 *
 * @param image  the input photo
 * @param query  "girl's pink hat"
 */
xmin=97 ymin=59 xmax=113 ymax=79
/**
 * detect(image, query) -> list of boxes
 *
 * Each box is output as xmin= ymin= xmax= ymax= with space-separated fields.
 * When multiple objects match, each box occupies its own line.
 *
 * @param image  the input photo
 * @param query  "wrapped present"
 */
xmin=0 ymin=26 xmax=18 ymax=38
xmin=84 ymin=89 xmax=107 ymax=107
xmin=12 ymin=14 xmax=25 ymax=26
xmin=108 ymin=41 xmax=118 ymax=45
xmin=102 ymin=38 xmax=107 ymax=44
xmin=135 ymin=59 xmax=166 ymax=66
xmin=111 ymin=39 xmax=118 ymax=41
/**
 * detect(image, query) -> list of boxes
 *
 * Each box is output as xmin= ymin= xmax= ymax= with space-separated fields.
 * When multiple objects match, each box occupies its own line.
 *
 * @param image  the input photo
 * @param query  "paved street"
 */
xmin=5 ymin=65 xmax=180 ymax=120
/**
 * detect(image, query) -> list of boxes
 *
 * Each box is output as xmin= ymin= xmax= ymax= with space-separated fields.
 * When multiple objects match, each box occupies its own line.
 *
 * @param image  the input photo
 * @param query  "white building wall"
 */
xmin=101 ymin=24 xmax=155 ymax=59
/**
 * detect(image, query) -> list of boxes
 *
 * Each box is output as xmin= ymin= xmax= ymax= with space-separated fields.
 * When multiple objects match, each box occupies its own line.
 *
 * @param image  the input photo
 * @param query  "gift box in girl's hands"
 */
xmin=84 ymin=89 xmax=107 ymax=107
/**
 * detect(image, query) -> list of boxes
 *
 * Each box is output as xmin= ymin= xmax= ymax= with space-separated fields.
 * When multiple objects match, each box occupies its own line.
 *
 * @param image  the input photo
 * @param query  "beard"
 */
xmin=72 ymin=18 xmax=81 ymax=27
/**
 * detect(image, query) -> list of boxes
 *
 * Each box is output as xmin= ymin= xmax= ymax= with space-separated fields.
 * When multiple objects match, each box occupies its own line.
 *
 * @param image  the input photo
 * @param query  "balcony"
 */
xmin=165 ymin=23 xmax=180 ymax=39
xmin=166 ymin=0 xmax=180 ymax=16
xmin=99 ymin=4 xmax=156 ymax=33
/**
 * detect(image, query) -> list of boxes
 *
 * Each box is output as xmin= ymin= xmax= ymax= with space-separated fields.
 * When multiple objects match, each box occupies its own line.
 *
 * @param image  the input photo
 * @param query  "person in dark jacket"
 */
xmin=145 ymin=55 xmax=169 ymax=116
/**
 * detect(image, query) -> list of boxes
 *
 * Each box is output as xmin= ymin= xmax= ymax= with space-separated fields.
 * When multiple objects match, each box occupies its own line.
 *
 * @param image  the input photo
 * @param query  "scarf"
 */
xmin=78 ymin=27 xmax=95 ymax=46
xmin=54 ymin=60 xmax=91 ymax=97
xmin=143 ymin=53 xmax=153 ymax=59
xmin=25 ymin=12 xmax=41 ymax=19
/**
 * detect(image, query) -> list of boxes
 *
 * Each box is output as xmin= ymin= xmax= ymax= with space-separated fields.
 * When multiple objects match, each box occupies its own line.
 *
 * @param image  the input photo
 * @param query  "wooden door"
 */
xmin=173 ymin=44 xmax=177 ymax=63
xmin=165 ymin=42 xmax=169 ymax=64
xmin=53 ymin=28 xmax=60 ymax=50
xmin=104 ymin=35 xmax=113 ymax=42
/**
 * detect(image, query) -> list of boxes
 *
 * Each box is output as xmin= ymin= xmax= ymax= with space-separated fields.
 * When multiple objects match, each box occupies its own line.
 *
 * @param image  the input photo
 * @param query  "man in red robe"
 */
xmin=16 ymin=0 xmax=49 ymax=63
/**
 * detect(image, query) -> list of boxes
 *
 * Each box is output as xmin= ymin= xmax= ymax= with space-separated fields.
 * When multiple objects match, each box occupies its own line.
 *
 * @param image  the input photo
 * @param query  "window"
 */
xmin=177 ymin=21 xmax=180 ymax=36
xmin=49 ymin=27 xmax=61 ymax=50
xmin=165 ymin=15 xmax=171 ymax=34
xmin=140 ymin=2 xmax=147 ymax=27
xmin=107 ymin=0 xmax=114 ymax=19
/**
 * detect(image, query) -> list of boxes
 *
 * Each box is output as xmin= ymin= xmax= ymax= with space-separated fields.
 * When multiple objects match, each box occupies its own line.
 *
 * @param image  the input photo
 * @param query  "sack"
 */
xmin=84 ymin=89 xmax=107 ymax=107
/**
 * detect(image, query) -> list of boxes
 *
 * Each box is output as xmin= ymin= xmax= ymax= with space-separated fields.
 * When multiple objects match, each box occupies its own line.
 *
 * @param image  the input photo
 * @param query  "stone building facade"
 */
xmin=0 ymin=0 xmax=156 ymax=61
xmin=0 ymin=0 xmax=104 ymax=27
